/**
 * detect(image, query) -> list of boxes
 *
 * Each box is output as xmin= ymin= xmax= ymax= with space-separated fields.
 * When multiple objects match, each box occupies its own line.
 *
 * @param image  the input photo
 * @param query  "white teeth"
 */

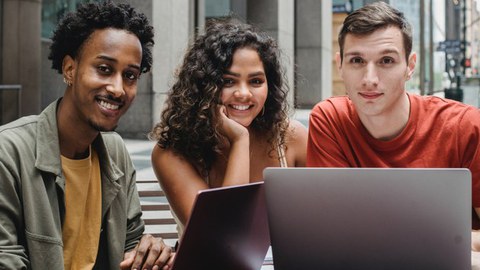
xmin=99 ymin=100 xmax=119 ymax=110
xmin=232 ymin=105 xmax=250 ymax=111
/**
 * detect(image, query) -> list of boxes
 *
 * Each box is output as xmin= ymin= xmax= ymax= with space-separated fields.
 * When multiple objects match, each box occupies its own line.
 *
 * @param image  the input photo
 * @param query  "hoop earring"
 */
xmin=260 ymin=106 xmax=265 ymax=117
xmin=63 ymin=77 xmax=72 ymax=87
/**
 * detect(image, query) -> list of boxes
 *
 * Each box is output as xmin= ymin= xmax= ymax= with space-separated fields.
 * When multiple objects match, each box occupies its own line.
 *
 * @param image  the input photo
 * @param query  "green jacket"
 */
xmin=0 ymin=100 xmax=144 ymax=269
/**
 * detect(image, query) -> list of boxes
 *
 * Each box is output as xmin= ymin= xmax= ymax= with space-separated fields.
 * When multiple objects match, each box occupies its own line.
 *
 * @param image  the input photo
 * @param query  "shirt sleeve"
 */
xmin=458 ymin=108 xmax=480 ymax=208
xmin=0 ymin=159 xmax=30 ymax=268
xmin=307 ymin=101 xmax=351 ymax=167
xmin=124 ymin=154 xmax=145 ymax=252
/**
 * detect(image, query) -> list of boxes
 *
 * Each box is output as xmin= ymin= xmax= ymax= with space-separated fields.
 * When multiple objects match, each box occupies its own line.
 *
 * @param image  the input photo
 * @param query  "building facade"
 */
xmin=1 ymin=0 xmax=475 ymax=138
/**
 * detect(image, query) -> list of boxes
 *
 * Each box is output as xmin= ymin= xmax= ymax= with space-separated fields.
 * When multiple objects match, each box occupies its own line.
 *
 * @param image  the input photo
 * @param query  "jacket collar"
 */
xmin=35 ymin=99 xmax=124 ymax=182
xmin=35 ymin=99 xmax=62 ymax=176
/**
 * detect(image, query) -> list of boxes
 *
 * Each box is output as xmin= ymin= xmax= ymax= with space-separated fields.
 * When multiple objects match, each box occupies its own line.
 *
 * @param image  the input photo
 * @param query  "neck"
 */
xmin=358 ymin=93 xmax=410 ymax=141
xmin=57 ymin=98 xmax=98 ymax=159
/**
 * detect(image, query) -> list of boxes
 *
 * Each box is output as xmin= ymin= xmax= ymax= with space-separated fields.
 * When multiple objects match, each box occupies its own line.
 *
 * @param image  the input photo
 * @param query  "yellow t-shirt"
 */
xmin=61 ymin=148 xmax=102 ymax=270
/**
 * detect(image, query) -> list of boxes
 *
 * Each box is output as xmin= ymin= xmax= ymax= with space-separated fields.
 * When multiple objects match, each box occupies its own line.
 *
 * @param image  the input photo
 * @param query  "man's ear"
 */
xmin=335 ymin=52 xmax=343 ymax=77
xmin=406 ymin=52 xmax=416 ymax=80
xmin=62 ymin=55 xmax=75 ymax=84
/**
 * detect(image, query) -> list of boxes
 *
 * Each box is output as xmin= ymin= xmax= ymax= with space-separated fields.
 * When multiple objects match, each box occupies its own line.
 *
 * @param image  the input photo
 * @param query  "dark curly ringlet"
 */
xmin=48 ymin=1 xmax=154 ymax=74
xmin=149 ymin=19 xmax=289 ymax=175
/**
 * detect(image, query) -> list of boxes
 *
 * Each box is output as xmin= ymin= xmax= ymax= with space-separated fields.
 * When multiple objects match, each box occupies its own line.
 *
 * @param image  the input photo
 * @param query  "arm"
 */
xmin=457 ymin=109 xmax=480 ymax=267
xmin=217 ymin=104 xmax=251 ymax=186
xmin=152 ymin=119 xmax=250 ymax=229
xmin=472 ymin=209 xmax=480 ymax=269
xmin=124 ymin=168 xmax=145 ymax=250
xmin=152 ymin=145 xmax=211 ymax=226
xmin=306 ymin=104 xmax=350 ymax=167
xmin=473 ymin=208 xmax=480 ymax=251
xmin=152 ymin=105 xmax=256 ymax=226
xmin=285 ymin=119 xmax=308 ymax=167
xmin=0 ymin=161 xmax=29 ymax=269
xmin=120 ymin=144 xmax=172 ymax=270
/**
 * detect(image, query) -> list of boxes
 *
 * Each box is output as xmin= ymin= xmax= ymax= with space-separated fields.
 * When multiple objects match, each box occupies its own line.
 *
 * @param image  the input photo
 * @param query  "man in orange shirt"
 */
xmin=307 ymin=1 xmax=480 ymax=252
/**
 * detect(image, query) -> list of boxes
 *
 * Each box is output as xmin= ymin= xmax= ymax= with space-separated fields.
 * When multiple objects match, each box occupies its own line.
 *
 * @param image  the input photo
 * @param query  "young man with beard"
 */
xmin=0 ymin=2 xmax=172 ymax=269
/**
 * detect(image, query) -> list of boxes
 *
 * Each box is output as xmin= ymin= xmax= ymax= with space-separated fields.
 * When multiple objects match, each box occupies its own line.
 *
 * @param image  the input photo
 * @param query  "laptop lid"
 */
xmin=172 ymin=181 xmax=270 ymax=270
xmin=264 ymin=168 xmax=471 ymax=270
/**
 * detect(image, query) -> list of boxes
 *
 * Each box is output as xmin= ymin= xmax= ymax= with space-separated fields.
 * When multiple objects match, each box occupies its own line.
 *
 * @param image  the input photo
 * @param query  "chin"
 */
xmin=89 ymin=120 xmax=118 ymax=132
xmin=233 ymin=119 xmax=254 ymax=128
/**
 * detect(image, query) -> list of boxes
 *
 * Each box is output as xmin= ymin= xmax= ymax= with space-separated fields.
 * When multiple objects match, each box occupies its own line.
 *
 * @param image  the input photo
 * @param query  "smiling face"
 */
xmin=220 ymin=47 xmax=268 ymax=128
xmin=62 ymin=28 xmax=142 ymax=132
xmin=336 ymin=26 xmax=416 ymax=120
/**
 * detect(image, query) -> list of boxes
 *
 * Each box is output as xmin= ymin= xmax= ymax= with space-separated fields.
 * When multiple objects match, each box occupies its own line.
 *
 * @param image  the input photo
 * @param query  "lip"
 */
xmin=96 ymin=97 xmax=123 ymax=117
xmin=228 ymin=104 xmax=254 ymax=112
xmin=358 ymin=92 xmax=383 ymax=100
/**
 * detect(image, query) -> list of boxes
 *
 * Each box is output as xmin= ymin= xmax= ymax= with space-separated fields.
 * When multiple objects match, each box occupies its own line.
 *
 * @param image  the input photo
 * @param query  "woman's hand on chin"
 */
xmin=217 ymin=105 xmax=249 ymax=144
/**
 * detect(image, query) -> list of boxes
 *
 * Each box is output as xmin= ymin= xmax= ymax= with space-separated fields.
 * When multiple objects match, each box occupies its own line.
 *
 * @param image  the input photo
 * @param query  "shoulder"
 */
xmin=152 ymin=143 xmax=189 ymax=168
xmin=151 ymin=143 xmax=204 ymax=183
xmin=286 ymin=119 xmax=307 ymax=141
xmin=412 ymin=93 xmax=480 ymax=122
xmin=0 ymin=116 xmax=38 ymax=153
xmin=311 ymin=96 xmax=352 ymax=120
xmin=285 ymin=119 xmax=307 ymax=166
xmin=97 ymin=132 xmax=131 ymax=163
xmin=0 ymin=115 xmax=38 ymax=135
xmin=313 ymin=95 xmax=351 ymax=109
xmin=99 ymin=132 xmax=127 ymax=150
xmin=309 ymin=96 xmax=357 ymax=133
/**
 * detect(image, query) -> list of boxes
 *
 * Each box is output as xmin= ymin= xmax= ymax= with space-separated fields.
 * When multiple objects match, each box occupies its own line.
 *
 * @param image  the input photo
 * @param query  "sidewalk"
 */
xmin=124 ymin=139 xmax=157 ymax=179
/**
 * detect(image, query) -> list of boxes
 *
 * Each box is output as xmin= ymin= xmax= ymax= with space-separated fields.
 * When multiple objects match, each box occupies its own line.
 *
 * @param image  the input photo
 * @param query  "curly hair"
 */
xmin=149 ymin=19 xmax=289 ymax=175
xmin=48 ymin=1 xmax=154 ymax=74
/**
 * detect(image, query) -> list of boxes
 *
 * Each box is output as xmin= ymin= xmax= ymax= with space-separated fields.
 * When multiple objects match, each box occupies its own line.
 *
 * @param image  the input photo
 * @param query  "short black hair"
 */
xmin=48 ymin=1 xmax=154 ymax=74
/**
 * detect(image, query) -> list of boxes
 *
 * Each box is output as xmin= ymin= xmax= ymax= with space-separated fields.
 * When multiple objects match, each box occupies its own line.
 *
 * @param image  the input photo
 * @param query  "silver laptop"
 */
xmin=264 ymin=168 xmax=471 ymax=270
xmin=171 ymin=181 xmax=270 ymax=270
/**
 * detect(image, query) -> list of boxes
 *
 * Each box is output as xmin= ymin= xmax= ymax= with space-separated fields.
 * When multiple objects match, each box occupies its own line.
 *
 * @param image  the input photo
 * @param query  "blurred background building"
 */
xmin=1 ymin=0 xmax=479 ymax=138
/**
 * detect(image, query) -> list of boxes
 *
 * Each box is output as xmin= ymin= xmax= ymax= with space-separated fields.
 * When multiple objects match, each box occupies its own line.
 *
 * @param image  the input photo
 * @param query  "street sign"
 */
xmin=436 ymin=40 xmax=462 ymax=53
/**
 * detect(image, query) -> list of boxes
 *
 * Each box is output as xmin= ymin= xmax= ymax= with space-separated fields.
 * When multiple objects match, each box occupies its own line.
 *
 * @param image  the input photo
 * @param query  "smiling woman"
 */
xmin=149 ymin=19 xmax=307 ymax=238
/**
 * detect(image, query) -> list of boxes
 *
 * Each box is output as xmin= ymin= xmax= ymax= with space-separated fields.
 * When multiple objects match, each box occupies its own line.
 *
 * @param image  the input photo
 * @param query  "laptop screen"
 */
xmin=264 ymin=168 xmax=471 ymax=270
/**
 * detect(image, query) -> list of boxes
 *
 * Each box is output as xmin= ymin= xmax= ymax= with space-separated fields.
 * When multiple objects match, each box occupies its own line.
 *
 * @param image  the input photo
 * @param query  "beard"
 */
xmin=88 ymin=119 xmax=118 ymax=132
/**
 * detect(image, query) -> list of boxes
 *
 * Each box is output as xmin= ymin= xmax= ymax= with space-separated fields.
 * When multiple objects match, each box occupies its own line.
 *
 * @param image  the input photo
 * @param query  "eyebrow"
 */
xmin=97 ymin=55 xmax=141 ymax=71
xmin=344 ymin=49 xmax=400 ymax=58
xmin=223 ymin=71 xmax=266 ymax=77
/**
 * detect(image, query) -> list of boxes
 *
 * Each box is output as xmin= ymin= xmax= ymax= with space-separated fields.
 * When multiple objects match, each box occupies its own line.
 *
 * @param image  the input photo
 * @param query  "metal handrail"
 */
xmin=0 ymin=84 xmax=21 ymax=90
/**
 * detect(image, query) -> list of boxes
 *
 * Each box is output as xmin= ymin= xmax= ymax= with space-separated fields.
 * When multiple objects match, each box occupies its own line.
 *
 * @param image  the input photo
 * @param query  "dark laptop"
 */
xmin=171 ymin=181 xmax=270 ymax=270
xmin=264 ymin=168 xmax=471 ymax=270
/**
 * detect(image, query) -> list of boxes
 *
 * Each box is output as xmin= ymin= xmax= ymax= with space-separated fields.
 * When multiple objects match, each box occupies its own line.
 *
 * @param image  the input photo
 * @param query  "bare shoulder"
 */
xmin=151 ymin=143 xmax=178 ymax=166
xmin=151 ymin=143 xmax=208 ymax=225
xmin=151 ymin=144 xmax=202 ymax=185
xmin=286 ymin=119 xmax=308 ymax=142
xmin=285 ymin=119 xmax=307 ymax=167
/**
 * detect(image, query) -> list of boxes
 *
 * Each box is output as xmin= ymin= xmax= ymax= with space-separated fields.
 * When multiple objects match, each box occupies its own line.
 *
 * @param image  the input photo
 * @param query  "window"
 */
xmin=42 ymin=0 xmax=99 ymax=39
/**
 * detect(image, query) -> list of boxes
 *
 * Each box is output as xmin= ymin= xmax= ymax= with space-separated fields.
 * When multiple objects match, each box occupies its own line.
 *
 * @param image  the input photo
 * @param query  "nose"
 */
xmin=233 ymin=83 xmax=253 ymax=100
xmin=105 ymin=74 xmax=125 ymax=98
xmin=362 ymin=63 xmax=379 ymax=87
